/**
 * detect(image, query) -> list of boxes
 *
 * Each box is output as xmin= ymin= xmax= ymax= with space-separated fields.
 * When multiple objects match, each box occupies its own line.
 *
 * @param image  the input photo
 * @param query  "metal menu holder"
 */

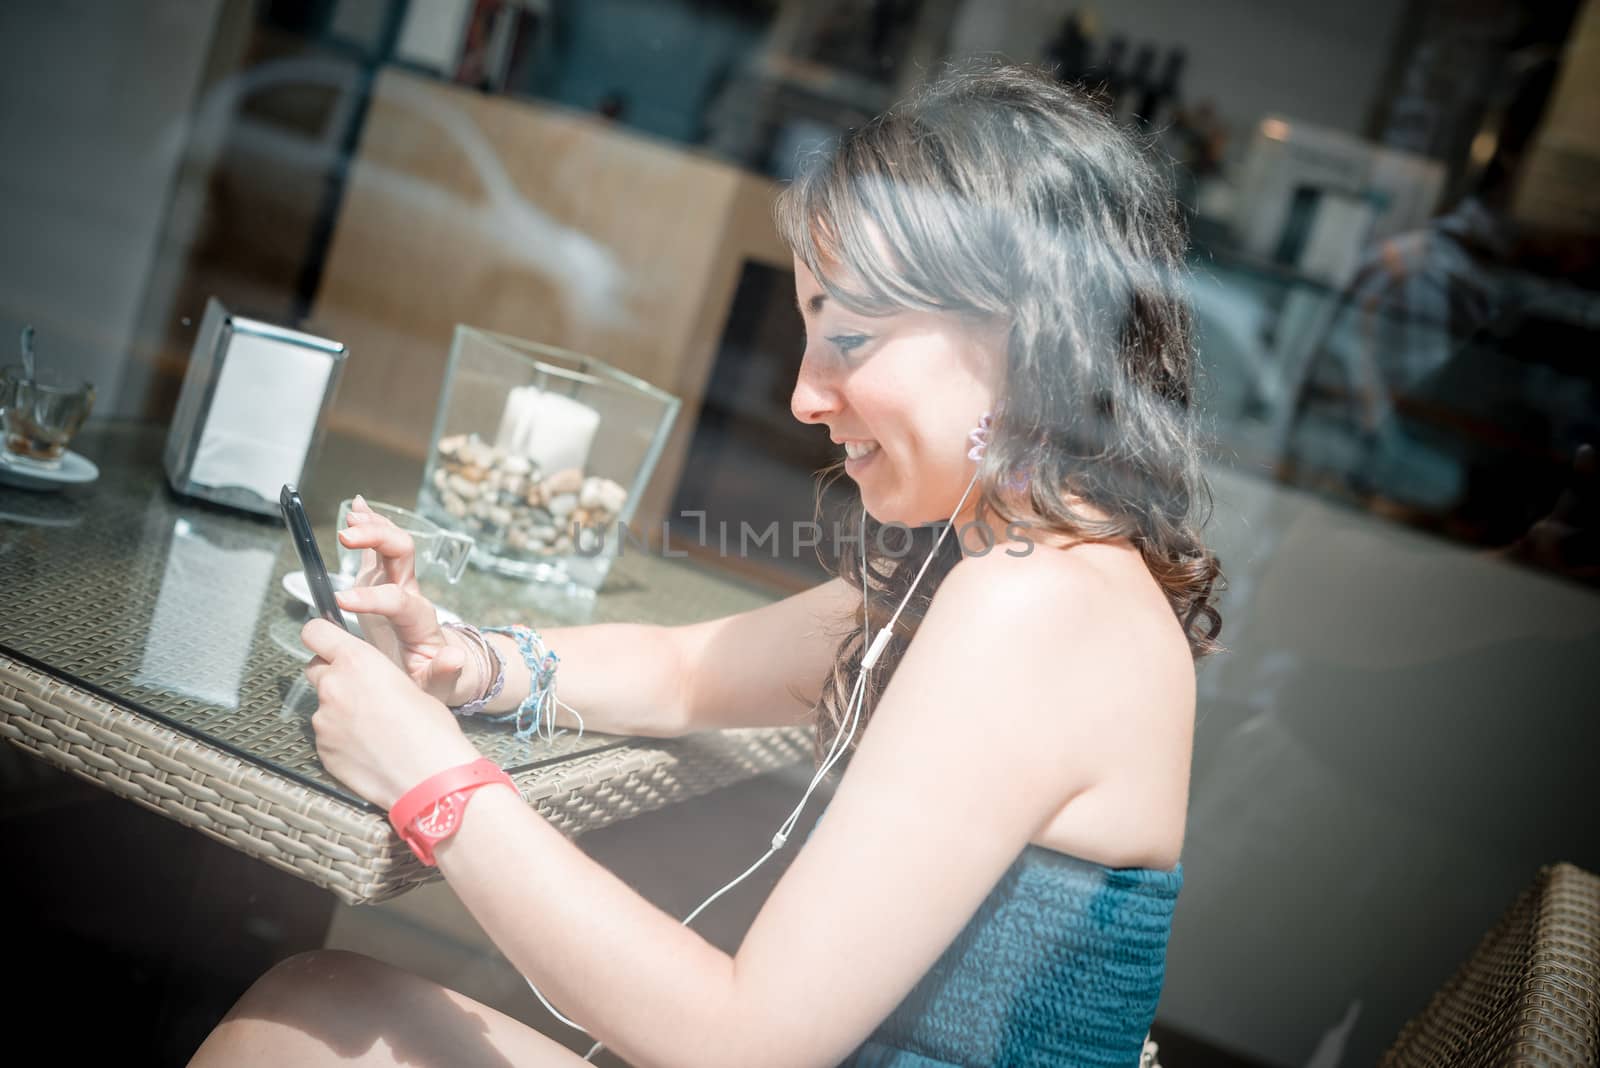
xmin=163 ymin=297 xmax=347 ymax=516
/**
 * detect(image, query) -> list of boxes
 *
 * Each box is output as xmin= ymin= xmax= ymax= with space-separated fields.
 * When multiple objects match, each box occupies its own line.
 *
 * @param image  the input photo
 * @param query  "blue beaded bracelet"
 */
xmin=482 ymin=624 xmax=562 ymax=742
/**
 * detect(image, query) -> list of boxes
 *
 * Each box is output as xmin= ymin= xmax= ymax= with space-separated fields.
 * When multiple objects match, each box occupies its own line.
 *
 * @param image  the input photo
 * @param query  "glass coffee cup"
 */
xmin=1 ymin=364 xmax=95 ymax=465
xmin=336 ymin=498 xmax=475 ymax=584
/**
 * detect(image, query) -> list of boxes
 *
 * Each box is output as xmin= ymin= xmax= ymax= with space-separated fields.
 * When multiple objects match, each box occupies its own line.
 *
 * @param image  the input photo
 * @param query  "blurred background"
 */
xmin=2 ymin=1 xmax=1598 ymax=1065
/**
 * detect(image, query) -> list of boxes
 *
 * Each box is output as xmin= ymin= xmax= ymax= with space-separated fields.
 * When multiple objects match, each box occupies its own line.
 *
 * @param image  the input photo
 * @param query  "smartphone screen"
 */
xmin=279 ymin=484 xmax=350 ymax=632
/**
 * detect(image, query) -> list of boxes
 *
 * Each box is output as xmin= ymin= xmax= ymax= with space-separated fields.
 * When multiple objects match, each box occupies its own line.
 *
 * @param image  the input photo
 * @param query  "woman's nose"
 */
xmin=789 ymin=351 xmax=840 ymax=426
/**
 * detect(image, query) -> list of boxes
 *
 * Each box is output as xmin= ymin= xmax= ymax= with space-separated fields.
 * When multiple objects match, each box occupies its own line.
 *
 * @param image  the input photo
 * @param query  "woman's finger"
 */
xmin=300 ymin=617 xmax=361 ymax=661
xmin=303 ymin=655 xmax=332 ymax=689
xmin=335 ymin=583 xmax=408 ymax=618
xmin=335 ymin=584 xmax=438 ymax=631
xmin=338 ymin=521 xmax=415 ymax=558
xmin=338 ymin=515 xmax=416 ymax=588
xmin=335 ymin=587 xmax=443 ymax=658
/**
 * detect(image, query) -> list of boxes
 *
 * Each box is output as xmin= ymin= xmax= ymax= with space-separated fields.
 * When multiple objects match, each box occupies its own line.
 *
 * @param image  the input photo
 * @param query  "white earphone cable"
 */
xmin=534 ymin=464 xmax=985 ymax=1061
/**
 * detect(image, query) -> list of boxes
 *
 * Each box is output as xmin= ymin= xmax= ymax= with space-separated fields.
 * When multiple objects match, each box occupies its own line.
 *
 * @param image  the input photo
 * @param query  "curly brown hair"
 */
xmin=775 ymin=61 xmax=1225 ymax=763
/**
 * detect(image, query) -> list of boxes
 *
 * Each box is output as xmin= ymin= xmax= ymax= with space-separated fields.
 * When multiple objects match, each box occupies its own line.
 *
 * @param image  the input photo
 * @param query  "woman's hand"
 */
xmin=301 ymin=617 xmax=481 ymax=810
xmin=335 ymin=495 xmax=477 ymax=705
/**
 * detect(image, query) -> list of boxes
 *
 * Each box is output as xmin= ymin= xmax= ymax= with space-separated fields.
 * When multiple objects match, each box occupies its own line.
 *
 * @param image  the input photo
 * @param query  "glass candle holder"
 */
xmin=418 ymin=326 xmax=679 ymax=595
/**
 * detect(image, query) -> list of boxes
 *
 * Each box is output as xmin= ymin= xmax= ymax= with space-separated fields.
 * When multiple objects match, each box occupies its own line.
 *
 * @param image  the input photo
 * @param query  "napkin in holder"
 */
xmin=164 ymin=297 xmax=346 ymax=516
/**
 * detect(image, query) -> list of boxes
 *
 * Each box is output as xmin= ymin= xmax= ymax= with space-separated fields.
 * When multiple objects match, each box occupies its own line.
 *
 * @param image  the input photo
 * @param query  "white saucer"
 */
xmin=281 ymin=570 xmax=461 ymax=628
xmin=0 ymin=447 xmax=99 ymax=491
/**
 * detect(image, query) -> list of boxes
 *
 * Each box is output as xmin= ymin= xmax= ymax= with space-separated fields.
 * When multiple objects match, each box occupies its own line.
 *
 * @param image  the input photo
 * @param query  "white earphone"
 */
xmin=537 ymin=446 xmax=989 ymax=1062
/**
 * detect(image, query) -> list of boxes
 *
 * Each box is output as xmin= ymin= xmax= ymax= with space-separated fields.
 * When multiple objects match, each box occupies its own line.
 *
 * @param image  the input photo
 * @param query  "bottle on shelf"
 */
xmin=1117 ymin=43 xmax=1156 ymax=124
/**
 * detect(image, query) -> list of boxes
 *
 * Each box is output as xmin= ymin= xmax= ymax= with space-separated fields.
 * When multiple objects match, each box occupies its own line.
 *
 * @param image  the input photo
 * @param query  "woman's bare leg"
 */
xmin=188 ymin=950 xmax=597 ymax=1067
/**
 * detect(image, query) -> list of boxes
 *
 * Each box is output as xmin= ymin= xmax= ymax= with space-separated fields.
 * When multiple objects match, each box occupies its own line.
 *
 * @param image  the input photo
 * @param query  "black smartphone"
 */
xmin=279 ymin=484 xmax=349 ymax=632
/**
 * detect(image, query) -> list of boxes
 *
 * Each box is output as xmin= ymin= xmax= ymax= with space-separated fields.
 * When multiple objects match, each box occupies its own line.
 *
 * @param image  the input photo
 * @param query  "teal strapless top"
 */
xmin=842 ymin=844 xmax=1183 ymax=1068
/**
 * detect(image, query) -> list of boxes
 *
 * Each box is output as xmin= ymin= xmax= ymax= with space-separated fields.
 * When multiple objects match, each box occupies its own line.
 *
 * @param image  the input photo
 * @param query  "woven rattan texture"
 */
xmin=1 ymin=424 xmax=805 ymax=901
xmin=0 ymin=424 xmax=776 ymax=800
xmin=2 ymin=650 xmax=810 ymax=903
xmin=1380 ymin=862 xmax=1600 ymax=1067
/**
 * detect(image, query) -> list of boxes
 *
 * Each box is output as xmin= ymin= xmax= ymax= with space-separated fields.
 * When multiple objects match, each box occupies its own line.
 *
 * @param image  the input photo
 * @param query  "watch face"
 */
xmin=414 ymin=795 xmax=463 ymax=840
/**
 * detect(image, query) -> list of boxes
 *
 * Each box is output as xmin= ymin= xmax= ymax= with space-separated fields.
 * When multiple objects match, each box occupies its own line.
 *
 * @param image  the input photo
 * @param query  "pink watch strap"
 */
xmin=389 ymin=757 xmax=516 ymax=865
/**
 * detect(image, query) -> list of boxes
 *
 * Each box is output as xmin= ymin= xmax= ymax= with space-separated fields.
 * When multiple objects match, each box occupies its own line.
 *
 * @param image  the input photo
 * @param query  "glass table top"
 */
xmin=0 ymin=421 xmax=774 ymax=807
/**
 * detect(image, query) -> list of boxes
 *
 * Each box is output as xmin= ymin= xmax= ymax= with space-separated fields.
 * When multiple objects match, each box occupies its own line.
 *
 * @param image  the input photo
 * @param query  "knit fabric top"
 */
xmin=841 ymin=844 xmax=1183 ymax=1067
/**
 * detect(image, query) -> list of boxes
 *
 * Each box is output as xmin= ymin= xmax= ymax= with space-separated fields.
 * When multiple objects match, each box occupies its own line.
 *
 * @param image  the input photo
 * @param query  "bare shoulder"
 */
xmin=935 ymin=538 xmax=1195 ymax=865
xmin=943 ymin=536 xmax=1184 ymax=642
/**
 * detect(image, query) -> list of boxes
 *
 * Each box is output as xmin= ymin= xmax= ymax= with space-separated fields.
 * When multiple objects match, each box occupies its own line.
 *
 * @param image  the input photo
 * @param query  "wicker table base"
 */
xmin=1 ymin=651 xmax=810 ymax=905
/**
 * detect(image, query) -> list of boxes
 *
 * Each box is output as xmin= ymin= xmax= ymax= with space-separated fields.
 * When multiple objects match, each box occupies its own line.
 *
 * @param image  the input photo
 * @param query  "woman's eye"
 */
xmin=828 ymin=334 xmax=871 ymax=357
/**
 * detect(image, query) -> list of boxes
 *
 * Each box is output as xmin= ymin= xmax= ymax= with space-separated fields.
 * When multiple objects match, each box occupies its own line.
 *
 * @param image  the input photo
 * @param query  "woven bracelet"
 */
xmin=482 ymin=623 xmax=561 ymax=741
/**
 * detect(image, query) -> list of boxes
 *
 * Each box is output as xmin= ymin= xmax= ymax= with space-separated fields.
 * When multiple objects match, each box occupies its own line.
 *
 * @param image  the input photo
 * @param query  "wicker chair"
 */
xmin=1380 ymin=862 xmax=1600 ymax=1067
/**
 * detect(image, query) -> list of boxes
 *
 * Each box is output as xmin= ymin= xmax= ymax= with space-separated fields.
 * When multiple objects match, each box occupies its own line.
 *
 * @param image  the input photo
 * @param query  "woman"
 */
xmin=191 ymin=61 xmax=1222 ymax=1068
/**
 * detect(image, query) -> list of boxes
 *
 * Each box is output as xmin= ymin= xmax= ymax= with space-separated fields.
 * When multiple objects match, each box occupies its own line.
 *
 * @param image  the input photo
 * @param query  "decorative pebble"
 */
xmin=581 ymin=475 xmax=628 ymax=515
xmin=421 ymin=434 xmax=629 ymax=562
xmin=544 ymin=468 xmax=583 ymax=496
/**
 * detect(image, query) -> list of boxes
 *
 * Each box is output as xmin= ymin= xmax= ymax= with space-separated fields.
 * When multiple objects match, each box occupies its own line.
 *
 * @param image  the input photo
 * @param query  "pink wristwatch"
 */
xmin=388 ymin=758 xmax=517 ymax=866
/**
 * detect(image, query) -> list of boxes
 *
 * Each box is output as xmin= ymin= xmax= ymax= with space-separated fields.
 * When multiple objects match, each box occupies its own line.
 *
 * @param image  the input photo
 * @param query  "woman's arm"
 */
xmin=672 ymin=575 xmax=859 ymax=731
xmin=474 ymin=622 xmax=691 ymax=738
xmin=339 ymin=495 xmax=857 ymax=738
xmin=473 ymin=577 xmax=858 ymax=737
xmin=426 ymin=552 xmax=1167 ymax=1068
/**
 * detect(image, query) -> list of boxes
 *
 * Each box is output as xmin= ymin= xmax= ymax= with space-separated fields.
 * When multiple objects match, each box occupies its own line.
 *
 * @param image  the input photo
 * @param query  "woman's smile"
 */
xmin=844 ymin=440 xmax=881 ymax=465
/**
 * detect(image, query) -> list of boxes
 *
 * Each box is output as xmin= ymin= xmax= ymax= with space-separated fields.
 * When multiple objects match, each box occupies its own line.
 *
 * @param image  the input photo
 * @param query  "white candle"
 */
xmin=495 ymin=386 xmax=599 ymax=474
xmin=494 ymin=387 xmax=529 ymax=454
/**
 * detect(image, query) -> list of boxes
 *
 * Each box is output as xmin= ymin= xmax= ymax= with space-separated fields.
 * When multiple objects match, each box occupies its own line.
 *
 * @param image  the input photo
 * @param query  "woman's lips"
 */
xmin=845 ymin=441 xmax=881 ymax=473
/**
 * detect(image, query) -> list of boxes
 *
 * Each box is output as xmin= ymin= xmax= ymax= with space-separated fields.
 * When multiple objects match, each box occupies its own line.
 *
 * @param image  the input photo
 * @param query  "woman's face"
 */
xmin=790 ymin=256 xmax=1006 ymax=526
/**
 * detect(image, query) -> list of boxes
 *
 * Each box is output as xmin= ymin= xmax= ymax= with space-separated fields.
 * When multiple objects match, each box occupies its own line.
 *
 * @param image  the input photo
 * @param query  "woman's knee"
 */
xmin=231 ymin=949 xmax=397 ymax=1025
xmin=215 ymin=949 xmax=578 ymax=1067
xmin=192 ymin=950 xmax=402 ymax=1066
xmin=201 ymin=949 xmax=591 ymax=1068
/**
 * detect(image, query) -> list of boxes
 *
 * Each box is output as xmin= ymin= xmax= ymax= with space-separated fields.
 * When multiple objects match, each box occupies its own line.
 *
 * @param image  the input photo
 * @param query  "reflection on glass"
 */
xmin=135 ymin=515 xmax=278 ymax=708
xmin=277 ymin=672 xmax=318 ymax=723
xmin=0 ymin=489 xmax=84 ymax=529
